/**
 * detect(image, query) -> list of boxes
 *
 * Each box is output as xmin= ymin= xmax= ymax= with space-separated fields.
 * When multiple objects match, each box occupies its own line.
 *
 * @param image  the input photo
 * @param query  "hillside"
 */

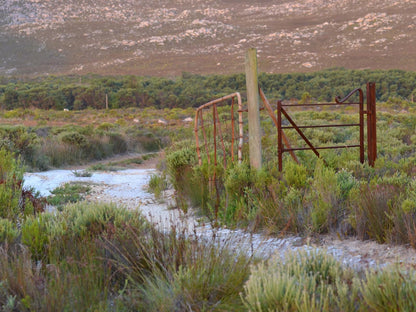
xmin=1 ymin=0 xmax=416 ymax=76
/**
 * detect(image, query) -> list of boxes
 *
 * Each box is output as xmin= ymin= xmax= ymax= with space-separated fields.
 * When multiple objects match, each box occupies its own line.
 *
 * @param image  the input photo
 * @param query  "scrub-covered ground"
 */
xmin=24 ymin=154 xmax=416 ymax=270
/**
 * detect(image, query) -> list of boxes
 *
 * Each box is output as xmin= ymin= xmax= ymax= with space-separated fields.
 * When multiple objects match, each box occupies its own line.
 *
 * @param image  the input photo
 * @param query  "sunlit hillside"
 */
xmin=1 ymin=0 xmax=415 ymax=76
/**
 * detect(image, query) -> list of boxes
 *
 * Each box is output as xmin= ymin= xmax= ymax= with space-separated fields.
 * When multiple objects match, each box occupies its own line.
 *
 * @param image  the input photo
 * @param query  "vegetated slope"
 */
xmin=1 ymin=0 xmax=415 ymax=76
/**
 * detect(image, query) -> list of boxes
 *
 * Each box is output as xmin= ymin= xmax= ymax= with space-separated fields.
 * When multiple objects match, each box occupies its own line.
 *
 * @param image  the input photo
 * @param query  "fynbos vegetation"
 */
xmin=1 ymin=70 xmax=416 ymax=110
xmin=1 ymin=147 xmax=416 ymax=310
xmin=167 ymin=100 xmax=416 ymax=246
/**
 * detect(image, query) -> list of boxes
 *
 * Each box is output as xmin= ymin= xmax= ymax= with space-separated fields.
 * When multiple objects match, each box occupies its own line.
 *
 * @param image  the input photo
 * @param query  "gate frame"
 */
xmin=277 ymin=82 xmax=376 ymax=171
xmin=194 ymin=92 xmax=243 ymax=169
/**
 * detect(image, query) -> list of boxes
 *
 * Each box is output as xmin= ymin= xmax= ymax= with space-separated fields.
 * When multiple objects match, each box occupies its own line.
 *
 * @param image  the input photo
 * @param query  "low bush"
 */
xmin=47 ymin=182 xmax=91 ymax=209
xmin=360 ymin=266 xmax=416 ymax=311
xmin=107 ymin=224 xmax=251 ymax=312
xmin=242 ymin=249 xmax=358 ymax=312
xmin=166 ymin=145 xmax=197 ymax=211
xmin=0 ymin=219 xmax=19 ymax=244
xmin=147 ymin=173 xmax=168 ymax=199
xmin=0 ymin=148 xmax=24 ymax=221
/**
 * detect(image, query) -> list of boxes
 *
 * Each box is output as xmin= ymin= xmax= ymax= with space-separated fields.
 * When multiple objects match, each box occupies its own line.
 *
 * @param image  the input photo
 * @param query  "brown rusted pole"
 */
xmin=259 ymin=88 xmax=299 ymax=164
xmin=213 ymin=105 xmax=217 ymax=168
xmin=282 ymin=123 xmax=360 ymax=129
xmin=277 ymin=100 xmax=283 ymax=172
xmin=284 ymin=145 xmax=360 ymax=151
xmin=237 ymin=93 xmax=244 ymax=163
xmin=197 ymin=93 xmax=241 ymax=110
xmin=281 ymin=107 xmax=321 ymax=159
xmin=371 ymin=83 xmax=377 ymax=164
xmin=283 ymin=102 xmax=360 ymax=107
xmin=214 ymin=104 xmax=227 ymax=168
xmin=194 ymin=109 xmax=201 ymax=165
xmin=200 ymin=110 xmax=211 ymax=165
xmin=335 ymin=88 xmax=364 ymax=104
xmin=212 ymin=104 xmax=219 ymax=220
xmin=367 ymin=82 xmax=377 ymax=167
xmin=359 ymin=88 xmax=364 ymax=164
xmin=231 ymin=97 xmax=235 ymax=162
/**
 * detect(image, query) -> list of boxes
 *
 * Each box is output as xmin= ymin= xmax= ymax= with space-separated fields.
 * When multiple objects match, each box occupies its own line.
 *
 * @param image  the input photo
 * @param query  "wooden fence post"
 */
xmin=245 ymin=48 xmax=262 ymax=169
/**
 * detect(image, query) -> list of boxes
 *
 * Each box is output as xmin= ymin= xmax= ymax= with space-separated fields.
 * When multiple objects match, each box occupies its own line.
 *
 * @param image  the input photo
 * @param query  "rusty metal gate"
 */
xmin=194 ymin=92 xmax=243 ymax=169
xmin=194 ymin=83 xmax=377 ymax=173
xmin=277 ymin=82 xmax=377 ymax=171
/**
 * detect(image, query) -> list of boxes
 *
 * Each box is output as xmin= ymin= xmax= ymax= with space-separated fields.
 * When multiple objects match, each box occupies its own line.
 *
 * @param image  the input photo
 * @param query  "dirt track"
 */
xmin=24 ymin=152 xmax=416 ymax=270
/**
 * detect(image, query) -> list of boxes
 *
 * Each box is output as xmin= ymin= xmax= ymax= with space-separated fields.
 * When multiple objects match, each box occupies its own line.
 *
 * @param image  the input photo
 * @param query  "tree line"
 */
xmin=1 ymin=69 xmax=415 ymax=110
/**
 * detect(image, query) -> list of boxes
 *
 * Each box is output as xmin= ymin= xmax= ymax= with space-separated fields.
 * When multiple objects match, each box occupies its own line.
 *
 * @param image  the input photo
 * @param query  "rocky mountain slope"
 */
xmin=1 ymin=0 xmax=415 ymax=76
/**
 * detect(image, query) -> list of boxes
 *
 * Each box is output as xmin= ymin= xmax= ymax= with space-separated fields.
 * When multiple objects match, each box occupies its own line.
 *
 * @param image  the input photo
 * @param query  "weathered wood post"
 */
xmin=245 ymin=48 xmax=262 ymax=169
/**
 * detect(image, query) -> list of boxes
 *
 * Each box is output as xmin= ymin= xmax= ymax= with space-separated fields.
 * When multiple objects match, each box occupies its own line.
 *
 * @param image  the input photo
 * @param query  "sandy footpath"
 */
xmin=24 ymin=154 xmax=416 ymax=270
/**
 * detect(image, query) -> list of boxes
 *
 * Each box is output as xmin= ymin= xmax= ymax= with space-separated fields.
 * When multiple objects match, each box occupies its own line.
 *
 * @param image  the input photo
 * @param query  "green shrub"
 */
xmin=0 ymin=219 xmax=19 ymax=244
xmin=224 ymin=163 xmax=251 ymax=198
xmin=72 ymin=170 xmax=93 ymax=177
xmin=47 ymin=182 xmax=91 ymax=208
xmin=21 ymin=214 xmax=53 ymax=260
xmin=283 ymin=161 xmax=308 ymax=189
xmin=336 ymin=169 xmax=357 ymax=200
xmin=148 ymin=173 xmax=168 ymax=199
xmin=111 ymin=226 xmax=250 ymax=312
xmin=108 ymin=132 xmax=128 ymax=154
xmin=61 ymin=202 xmax=144 ymax=238
xmin=360 ymin=266 xmax=416 ymax=311
xmin=0 ymin=126 xmax=39 ymax=166
xmin=242 ymin=249 xmax=357 ymax=312
xmin=308 ymin=160 xmax=340 ymax=233
xmin=97 ymin=122 xmax=117 ymax=131
xmin=59 ymin=131 xmax=88 ymax=147
xmin=136 ymin=251 xmax=249 ymax=311
xmin=0 ymin=148 xmax=24 ymax=221
xmin=166 ymin=146 xmax=197 ymax=211
xmin=351 ymin=183 xmax=400 ymax=243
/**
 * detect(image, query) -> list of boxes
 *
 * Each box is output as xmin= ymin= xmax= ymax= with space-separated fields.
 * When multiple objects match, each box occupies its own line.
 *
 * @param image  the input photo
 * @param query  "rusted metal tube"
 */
xmin=336 ymin=88 xmax=362 ymax=104
xmin=236 ymin=93 xmax=243 ymax=163
xmin=282 ymin=123 xmax=360 ymax=129
xmin=277 ymin=100 xmax=283 ymax=172
xmin=194 ymin=112 xmax=201 ymax=165
xmin=281 ymin=102 xmax=360 ymax=107
xmin=214 ymin=104 xmax=227 ymax=168
xmin=281 ymin=107 xmax=321 ymax=159
xmin=201 ymin=110 xmax=211 ymax=165
xmin=359 ymin=89 xmax=364 ymax=164
xmin=284 ymin=145 xmax=361 ymax=152
xmin=231 ymin=97 xmax=235 ymax=162
xmin=259 ymin=88 xmax=299 ymax=164
xmin=367 ymin=82 xmax=377 ymax=166
xmin=213 ymin=104 xmax=217 ymax=168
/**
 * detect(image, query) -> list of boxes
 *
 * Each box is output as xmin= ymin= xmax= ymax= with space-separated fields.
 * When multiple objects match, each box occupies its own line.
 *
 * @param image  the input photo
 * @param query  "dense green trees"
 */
xmin=1 ymin=69 xmax=415 ymax=110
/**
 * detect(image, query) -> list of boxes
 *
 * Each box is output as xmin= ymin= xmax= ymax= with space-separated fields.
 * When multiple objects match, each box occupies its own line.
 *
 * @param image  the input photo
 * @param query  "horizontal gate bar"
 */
xmin=281 ymin=102 xmax=361 ymax=107
xmin=282 ymin=123 xmax=360 ymax=129
xmin=283 ymin=144 xmax=360 ymax=152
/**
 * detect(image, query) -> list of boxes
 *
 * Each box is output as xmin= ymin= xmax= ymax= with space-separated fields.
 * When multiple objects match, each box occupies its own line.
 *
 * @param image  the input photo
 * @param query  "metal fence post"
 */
xmin=277 ymin=100 xmax=283 ymax=172
xmin=367 ymin=82 xmax=377 ymax=167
